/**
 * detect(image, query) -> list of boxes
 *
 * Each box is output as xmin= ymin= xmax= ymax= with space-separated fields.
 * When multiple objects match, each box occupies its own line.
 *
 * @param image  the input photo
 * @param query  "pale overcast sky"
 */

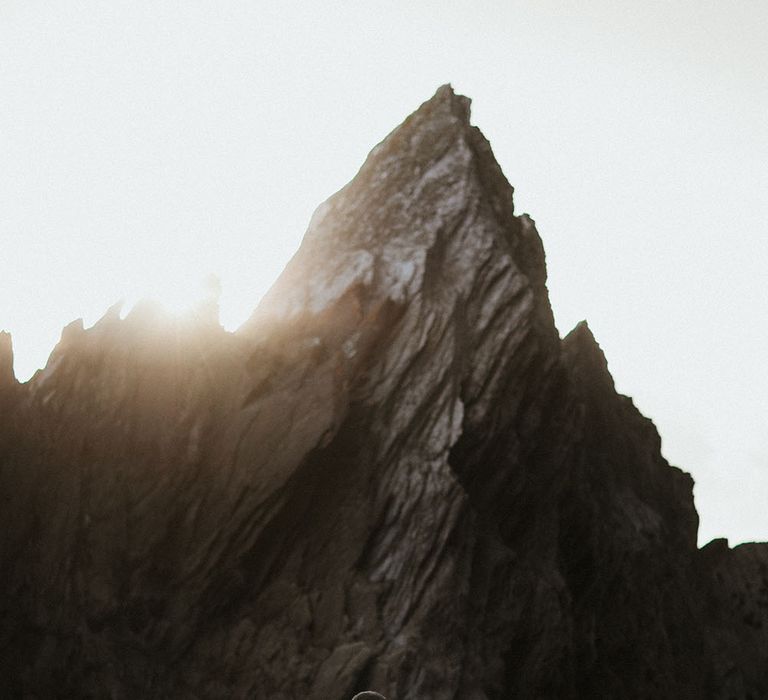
xmin=1 ymin=1 xmax=766 ymax=545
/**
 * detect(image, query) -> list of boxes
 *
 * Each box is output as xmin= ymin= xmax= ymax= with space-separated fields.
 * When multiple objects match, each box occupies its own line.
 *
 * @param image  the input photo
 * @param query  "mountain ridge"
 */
xmin=0 ymin=85 xmax=766 ymax=699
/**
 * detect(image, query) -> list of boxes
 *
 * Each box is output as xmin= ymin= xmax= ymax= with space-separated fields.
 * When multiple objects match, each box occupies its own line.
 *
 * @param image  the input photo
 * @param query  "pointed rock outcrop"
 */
xmin=0 ymin=331 xmax=15 ymax=387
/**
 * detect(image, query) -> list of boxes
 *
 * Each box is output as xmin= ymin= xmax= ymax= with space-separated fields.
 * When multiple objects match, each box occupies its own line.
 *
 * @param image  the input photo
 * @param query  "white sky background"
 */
xmin=1 ymin=1 xmax=766 ymax=545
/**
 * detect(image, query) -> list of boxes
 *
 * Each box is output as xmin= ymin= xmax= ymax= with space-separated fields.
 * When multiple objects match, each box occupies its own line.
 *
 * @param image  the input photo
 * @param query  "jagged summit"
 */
xmin=561 ymin=318 xmax=616 ymax=390
xmin=1 ymin=88 xmax=766 ymax=699
xmin=0 ymin=331 xmax=14 ymax=386
xmin=244 ymin=85 xmax=548 ymax=344
xmin=91 ymin=300 xmax=123 ymax=328
xmin=422 ymin=82 xmax=471 ymax=115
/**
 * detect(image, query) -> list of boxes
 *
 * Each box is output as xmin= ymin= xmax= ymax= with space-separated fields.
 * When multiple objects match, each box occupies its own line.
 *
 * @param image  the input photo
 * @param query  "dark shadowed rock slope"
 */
xmin=1 ymin=86 xmax=766 ymax=699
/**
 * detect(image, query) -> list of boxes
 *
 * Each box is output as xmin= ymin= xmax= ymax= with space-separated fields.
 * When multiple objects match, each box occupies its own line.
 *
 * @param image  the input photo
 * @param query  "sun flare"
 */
xmin=121 ymin=274 xmax=223 ymax=323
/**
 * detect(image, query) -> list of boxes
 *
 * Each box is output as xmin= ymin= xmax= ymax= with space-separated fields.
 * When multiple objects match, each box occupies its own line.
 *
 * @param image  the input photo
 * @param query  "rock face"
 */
xmin=1 ymin=86 xmax=767 ymax=699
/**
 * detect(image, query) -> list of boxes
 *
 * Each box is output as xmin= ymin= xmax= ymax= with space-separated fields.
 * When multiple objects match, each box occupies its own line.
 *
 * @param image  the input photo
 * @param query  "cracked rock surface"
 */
xmin=1 ymin=86 xmax=766 ymax=699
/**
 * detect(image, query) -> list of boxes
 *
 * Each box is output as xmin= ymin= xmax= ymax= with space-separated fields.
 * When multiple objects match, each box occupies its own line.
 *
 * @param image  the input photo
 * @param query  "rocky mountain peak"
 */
xmin=561 ymin=319 xmax=616 ymax=394
xmin=245 ymin=84 xmax=543 ymax=334
xmin=0 ymin=88 xmax=766 ymax=699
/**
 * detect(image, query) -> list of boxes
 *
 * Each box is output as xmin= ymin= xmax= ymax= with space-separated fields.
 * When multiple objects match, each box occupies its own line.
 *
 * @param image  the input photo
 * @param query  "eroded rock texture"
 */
xmin=1 ymin=86 xmax=766 ymax=699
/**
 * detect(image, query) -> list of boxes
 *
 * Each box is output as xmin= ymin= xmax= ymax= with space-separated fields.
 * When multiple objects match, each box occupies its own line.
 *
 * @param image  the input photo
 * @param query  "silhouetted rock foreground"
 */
xmin=1 ymin=87 xmax=767 ymax=699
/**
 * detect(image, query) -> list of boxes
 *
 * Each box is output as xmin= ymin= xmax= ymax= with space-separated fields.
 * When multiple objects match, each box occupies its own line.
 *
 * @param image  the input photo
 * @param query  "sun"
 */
xmin=122 ymin=274 xmax=223 ymax=324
